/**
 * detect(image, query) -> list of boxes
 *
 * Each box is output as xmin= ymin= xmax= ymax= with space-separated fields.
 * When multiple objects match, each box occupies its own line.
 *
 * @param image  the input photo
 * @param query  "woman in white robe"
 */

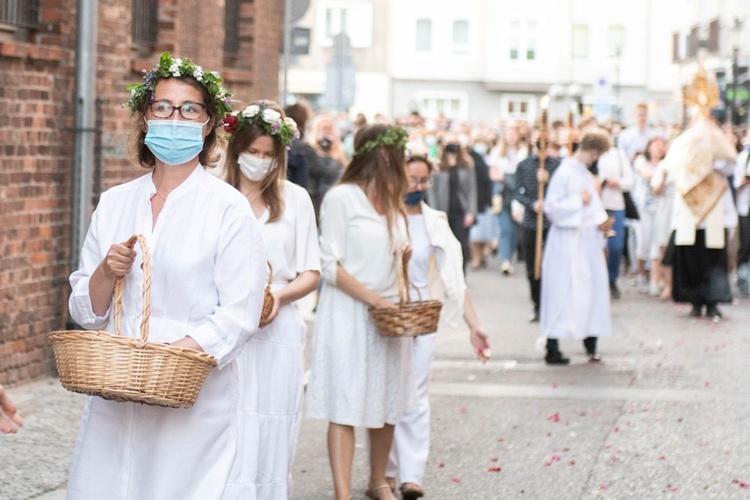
xmin=540 ymin=131 xmax=612 ymax=364
xmin=219 ymin=100 xmax=321 ymax=499
xmin=305 ymin=124 xmax=415 ymax=500
xmin=67 ymin=54 xmax=268 ymax=500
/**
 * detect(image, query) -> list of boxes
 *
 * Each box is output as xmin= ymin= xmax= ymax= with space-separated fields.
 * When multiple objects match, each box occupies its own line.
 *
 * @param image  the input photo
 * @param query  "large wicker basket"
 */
xmin=369 ymin=251 xmax=442 ymax=337
xmin=50 ymin=235 xmax=217 ymax=408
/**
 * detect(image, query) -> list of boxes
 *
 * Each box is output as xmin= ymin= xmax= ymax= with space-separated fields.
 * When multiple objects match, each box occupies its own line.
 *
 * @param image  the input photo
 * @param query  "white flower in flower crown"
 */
xmin=261 ymin=108 xmax=281 ymax=123
xmin=243 ymin=104 xmax=260 ymax=117
xmin=283 ymin=117 xmax=297 ymax=128
xmin=193 ymin=66 xmax=204 ymax=82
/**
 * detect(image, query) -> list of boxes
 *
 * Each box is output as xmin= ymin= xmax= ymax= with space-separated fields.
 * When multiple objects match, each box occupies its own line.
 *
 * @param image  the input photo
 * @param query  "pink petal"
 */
xmin=451 ymin=477 xmax=461 ymax=483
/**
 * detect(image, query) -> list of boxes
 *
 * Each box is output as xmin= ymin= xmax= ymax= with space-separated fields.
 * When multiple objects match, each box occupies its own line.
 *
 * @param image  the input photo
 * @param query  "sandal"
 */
xmin=385 ymin=477 xmax=397 ymax=492
xmin=365 ymin=483 xmax=397 ymax=500
xmin=400 ymin=482 xmax=425 ymax=500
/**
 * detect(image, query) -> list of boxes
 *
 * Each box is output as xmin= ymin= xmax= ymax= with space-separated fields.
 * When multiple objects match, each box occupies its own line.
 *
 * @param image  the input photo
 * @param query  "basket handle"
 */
xmin=395 ymin=248 xmax=422 ymax=304
xmin=266 ymin=261 xmax=273 ymax=285
xmin=112 ymin=235 xmax=151 ymax=343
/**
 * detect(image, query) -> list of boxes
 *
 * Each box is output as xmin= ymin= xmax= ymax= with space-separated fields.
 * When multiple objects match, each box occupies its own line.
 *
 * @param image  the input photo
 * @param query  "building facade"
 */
xmin=0 ymin=0 xmax=283 ymax=385
xmin=387 ymin=0 xmax=681 ymax=126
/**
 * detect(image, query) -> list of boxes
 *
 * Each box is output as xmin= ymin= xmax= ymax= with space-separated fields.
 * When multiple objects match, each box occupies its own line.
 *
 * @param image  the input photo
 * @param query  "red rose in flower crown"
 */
xmin=221 ymin=114 xmax=238 ymax=133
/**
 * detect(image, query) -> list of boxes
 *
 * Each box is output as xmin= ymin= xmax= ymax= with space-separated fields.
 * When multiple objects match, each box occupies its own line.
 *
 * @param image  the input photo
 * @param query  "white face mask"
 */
xmin=238 ymin=153 xmax=275 ymax=181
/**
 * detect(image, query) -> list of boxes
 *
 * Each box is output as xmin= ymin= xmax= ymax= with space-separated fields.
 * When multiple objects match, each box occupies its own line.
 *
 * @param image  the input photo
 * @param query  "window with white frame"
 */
xmin=452 ymin=20 xmax=469 ymax=54
xmin=416 ymin=19 xmax=432 ymax=51
xmin=416 ymin=91 xmax=468 ymax=120
xmin=503 ymin=95 xmax=534 ymax=120
xmin=572 ymin=24 xmax=589 ymax=60
xmin=509 ymin=19 xmax=537 ymax=61
xmin=316 ymin=1 xmax=373 ymax=49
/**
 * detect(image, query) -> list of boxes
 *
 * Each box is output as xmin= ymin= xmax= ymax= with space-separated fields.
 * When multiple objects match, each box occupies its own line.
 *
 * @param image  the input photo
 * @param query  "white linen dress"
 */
xmin=67 ymin=166 xmax=267 ymax=500
xmin=305 ymin=183 xmax=415 ymax=428
xmin=540 ymin=158 xmax=612 ymax=340
xmin=225 ymin=181 xmax=321 ymax=499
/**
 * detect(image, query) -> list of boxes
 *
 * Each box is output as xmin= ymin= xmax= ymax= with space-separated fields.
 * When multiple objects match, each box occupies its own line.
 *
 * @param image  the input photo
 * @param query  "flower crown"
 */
xmin=125 ymin=52 xmax=233 ymax=119
xmin=353 ymin=126 xmax=409 ymax=157
xmin=220 ymin=103 xmax=299 ymax=147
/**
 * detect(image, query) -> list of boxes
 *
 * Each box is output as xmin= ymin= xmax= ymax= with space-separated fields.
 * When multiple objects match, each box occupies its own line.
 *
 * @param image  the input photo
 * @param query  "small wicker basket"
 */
xmin=369 ymin=251 xmax=442 ymax=338
xmin=259 ymin=261 xmax=275 ymax=328
xmin=50 ymin=235 xmax=218 ymax=408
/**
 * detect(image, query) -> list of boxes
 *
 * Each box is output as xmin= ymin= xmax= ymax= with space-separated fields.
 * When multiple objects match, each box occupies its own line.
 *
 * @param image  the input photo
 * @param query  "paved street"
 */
xmin=2 ymin=257 xmax=750 ymax=499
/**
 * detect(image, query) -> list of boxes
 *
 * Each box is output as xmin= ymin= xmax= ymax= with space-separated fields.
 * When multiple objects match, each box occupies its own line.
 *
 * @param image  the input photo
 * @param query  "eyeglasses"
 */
xmin=149 ymin=100 xmax=207 ymax=120
xmin=409 ymin=177 xmax=431 ymax=189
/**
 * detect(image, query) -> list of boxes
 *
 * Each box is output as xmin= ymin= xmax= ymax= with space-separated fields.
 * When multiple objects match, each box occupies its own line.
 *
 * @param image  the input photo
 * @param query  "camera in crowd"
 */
xmin=318 ymin=136 xmax=333 ymax=152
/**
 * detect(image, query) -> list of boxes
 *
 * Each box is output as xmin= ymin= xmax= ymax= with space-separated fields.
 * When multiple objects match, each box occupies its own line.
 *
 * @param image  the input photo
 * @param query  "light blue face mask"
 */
xmin=144 ymin=118 xmax=209 ymax=165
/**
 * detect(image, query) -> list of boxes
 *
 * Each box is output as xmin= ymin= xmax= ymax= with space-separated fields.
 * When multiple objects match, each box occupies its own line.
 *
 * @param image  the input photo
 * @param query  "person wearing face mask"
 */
xmin=65 ymin=53 xmax=267 ymax=499
xmin=385 ymin=154 xmax=491 ymax=500
xmin=427 ymin=134 xmax=478 ymax=274
xmin=467 ymin=136 xmax=495 ymax=269
xmin=219 ymin=100 xmax=321 ymax=498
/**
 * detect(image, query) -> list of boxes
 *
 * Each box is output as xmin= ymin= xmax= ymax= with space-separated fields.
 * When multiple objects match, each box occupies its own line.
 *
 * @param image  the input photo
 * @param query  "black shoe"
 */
xmin=609 ymin=281 xmax=621 ymax=300
xmin=689 ymin=304 xmax=703 ymax=318
xmin=706 ymin=305 xmax=723 ymax=322
xmin=545 ymin=351 xmax=570 ymax=365
xmin=587 ymin=351 xmax=602 ymax=363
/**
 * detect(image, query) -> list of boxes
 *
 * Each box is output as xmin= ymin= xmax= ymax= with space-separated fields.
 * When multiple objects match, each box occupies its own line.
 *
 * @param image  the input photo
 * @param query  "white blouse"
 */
xmin=69 ymin=165 xmax=267 ymax=367
xmin=319 ymin=183 xmax=408 ymax=296
xmin=257 ymin=181 xmax=321 ymax=287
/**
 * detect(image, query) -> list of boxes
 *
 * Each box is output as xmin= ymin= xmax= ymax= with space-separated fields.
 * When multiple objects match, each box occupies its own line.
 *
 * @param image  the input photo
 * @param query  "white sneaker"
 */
xmin=648 ymin=283 xmax=661 ymax=297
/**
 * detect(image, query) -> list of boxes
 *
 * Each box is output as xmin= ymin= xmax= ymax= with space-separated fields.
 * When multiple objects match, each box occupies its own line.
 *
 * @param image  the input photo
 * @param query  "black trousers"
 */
xmin=522 ymin=226 xmax=547 ymax=313
xmin=738 ymin=215 xmax=750 ymax=266
xmin=448 ymin=212 xmax=470 ymax=276
xmin=547 ymin=337 xmax=598 ymax=354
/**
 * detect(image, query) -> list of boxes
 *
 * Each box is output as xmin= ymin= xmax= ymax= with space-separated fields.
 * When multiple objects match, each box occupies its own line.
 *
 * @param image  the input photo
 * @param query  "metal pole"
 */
xmin=732 ymin=46 xmax=738 ymax=125
xmin=71 ymin=0 xmax=97 ymax=271
xmin=281 ymin=0 xmax=292 ymax=106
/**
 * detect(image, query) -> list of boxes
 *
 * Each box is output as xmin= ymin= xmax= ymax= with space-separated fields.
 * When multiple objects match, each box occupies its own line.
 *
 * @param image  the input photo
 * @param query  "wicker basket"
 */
xmin=369 ymin=251 xmax=442 ymax=338
xmin=259 ymin=261 xmax=275 ymax=328
xmin=50 ymin=235 xmax=218 ymax=408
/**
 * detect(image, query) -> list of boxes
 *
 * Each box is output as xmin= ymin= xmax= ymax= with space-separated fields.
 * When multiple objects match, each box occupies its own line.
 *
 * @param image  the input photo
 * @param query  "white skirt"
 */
xmin=224 ymin=302 xmax=307 ymax=500
xmin=305 ymin=283 xmax=416 ymax=428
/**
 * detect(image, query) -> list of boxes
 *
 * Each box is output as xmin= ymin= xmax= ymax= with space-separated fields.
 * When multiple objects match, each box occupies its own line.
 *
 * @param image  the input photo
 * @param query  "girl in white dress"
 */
xmin=66 ymin=53 xmax=268 ymax=500
xmin=386 ymin=155 xmax=492 ymax=500
xmin=305 ymin=124 xmax=414 ymax=500
xmin=220 ymin=100 xmax=321 ymax=499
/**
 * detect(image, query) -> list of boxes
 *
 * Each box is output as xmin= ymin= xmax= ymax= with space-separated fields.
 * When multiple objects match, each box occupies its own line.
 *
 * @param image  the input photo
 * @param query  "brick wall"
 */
xmin=0 ymin=0 xmax=283 ymax=385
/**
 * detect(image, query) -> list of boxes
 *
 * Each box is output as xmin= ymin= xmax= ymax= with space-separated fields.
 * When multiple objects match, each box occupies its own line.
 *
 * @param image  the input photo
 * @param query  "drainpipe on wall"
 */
xmin=70 ymin=0 xmax=98 ymax=273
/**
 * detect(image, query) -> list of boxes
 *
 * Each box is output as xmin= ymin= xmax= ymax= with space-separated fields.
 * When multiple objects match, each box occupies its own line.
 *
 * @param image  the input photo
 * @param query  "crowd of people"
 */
xmin=2 ymin=51 xmax=747 ymax=500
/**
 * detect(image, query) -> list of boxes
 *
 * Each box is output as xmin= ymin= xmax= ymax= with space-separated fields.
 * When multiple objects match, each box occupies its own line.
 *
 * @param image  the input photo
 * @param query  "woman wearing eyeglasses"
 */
xmin=65 ymin=53 xmax=267 ymax=499
xmin=385 ymin=154 xmax=491 ymax=500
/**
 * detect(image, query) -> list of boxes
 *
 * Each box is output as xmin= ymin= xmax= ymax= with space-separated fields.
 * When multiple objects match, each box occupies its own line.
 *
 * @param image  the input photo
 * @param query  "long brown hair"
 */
xmin=223 ymin=100 xmax=288 ymax=223
xmin=339 ymin=123 xmax=409 ymax=242
xmin=132 ymin=76 xmax=220 ymax=169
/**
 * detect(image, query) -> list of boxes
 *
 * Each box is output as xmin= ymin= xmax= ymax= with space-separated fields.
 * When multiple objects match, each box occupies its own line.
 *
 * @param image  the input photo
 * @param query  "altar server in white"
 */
xmin=540 ymin=131 xmax=612 ymax=365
